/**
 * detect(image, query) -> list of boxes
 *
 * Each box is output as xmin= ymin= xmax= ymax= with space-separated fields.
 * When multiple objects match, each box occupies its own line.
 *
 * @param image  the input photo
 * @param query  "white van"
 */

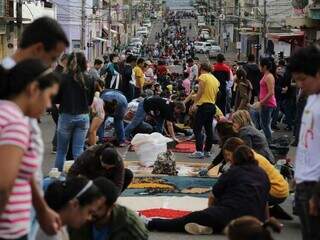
xmin=194 ymin=41 xmax=212 ymax=53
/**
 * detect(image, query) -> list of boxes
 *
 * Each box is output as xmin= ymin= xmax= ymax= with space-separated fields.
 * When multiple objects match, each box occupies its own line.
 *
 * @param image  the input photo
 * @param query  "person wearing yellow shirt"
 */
xmin=222 ymin=137 xmax=289 ymax=206
xmin=189 ymin=63 xmax=220 ymax=159
xmin=133 ymin=58 xmax=145 ymax=98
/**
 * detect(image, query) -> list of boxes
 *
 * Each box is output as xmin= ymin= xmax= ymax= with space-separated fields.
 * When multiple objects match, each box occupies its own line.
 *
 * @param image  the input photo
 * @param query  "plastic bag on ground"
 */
xmin=131 ymin=133 xmax=172 ymax=167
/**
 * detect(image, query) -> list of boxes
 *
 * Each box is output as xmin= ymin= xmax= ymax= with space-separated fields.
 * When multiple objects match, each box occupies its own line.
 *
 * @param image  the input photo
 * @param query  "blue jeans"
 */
xmin=260 ymin=105 xmax=274 ymax=143
xmin=125 ymin=101 xmax=146 ymax=139
xmin=250 ymin=109 xmax=261 ymax=129
xmin=154 ymin=116 xmax=165 ymax=133
xmin=55 ymin=113 xmax=90 ymax=171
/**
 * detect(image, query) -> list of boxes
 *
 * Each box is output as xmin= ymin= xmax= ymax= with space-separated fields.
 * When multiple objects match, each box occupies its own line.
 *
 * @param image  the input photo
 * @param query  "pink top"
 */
xmin=182 ymin=78 xmax=191 ymax=95
xmin=259 ymin=74 xmax=277 ymax=108
xmin=0 ymin=100 xmax=39 ymax=239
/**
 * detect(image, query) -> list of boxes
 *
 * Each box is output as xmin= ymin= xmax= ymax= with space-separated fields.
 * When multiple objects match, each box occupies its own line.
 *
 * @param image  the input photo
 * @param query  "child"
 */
xmin=182 ymin=72 xmax=191 ymax=95
xmin=88 ymin=79 xmax=105 ymax=146
xmin=225 ymin=216 xmax=282 ymax=240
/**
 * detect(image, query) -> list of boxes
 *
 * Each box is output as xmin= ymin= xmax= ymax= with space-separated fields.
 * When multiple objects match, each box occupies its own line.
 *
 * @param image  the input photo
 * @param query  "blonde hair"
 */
xmin=232 ymin=110 xmax=253 ymax=128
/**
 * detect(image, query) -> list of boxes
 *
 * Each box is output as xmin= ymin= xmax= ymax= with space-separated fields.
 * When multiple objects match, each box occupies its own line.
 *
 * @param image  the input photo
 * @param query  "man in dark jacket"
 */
xmin=67 ymin=144 xmax=133 ymax=194
xmin=243 ymin=54 xmax=262 ymax=103
xmin=121 ymin=55 xmax=137 ymax=102
xmin=69 ymin=177 xmax=149 ymax=240
xmin=213 ymin=54 xmax=231 ymax=115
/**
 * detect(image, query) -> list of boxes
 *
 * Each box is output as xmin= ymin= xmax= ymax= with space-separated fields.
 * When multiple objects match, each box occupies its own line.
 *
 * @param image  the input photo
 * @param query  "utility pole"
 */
xmin=237 ymin=0 xmax=241 ymax=60
xmin=218 ymin=0 xmax=222 ymax=46
xmin=80 ymin=0 xmax=86 ymax=50
xmin=16 ymin=0 xmax=23 ymax=40
xmin=129 ymin=0 xmax=132 ymax=39
xmin=108 ymin=0 xmax=112 ymax=52
xmin=262 ymin=0 xmax=267 ymax=53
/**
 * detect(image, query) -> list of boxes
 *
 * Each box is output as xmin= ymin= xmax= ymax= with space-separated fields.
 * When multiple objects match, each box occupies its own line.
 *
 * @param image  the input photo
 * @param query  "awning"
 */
xmin=267 ymin=32 xmax=304 ymax=41
xmin=93 ymin=37 xmax=107 ymax=42
xmin=267 ymin=32 xmax=304 ymax=45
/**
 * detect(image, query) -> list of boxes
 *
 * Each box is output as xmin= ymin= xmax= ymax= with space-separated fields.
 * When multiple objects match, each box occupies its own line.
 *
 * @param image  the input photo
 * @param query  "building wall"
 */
xmin=20 ymin=1 xmax=56 ymax=23
xmin=0 ymin=0 xmax=57 ymax=60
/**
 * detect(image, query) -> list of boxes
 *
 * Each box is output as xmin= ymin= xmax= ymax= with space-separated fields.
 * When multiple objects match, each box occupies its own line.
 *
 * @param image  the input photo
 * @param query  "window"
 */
xmin=0 ymin=0 xmax=4 ymax=17
xmin=72 ymin=40 xmax=81 ymax=49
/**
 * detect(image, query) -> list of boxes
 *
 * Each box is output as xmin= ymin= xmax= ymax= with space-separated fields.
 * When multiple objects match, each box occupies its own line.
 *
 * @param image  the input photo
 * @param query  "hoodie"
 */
xmin=243 ymin=63 xmax=261 ymax=97
xmin=239 ymin=125 xmax=275 ymax=164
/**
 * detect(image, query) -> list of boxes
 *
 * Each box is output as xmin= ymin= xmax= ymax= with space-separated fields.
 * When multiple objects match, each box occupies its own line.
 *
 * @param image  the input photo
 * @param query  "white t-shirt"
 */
xmin=36 ymin=226 xmax=69 ymax=240
xmin=295 ymin=94 xmax=320 ymax=184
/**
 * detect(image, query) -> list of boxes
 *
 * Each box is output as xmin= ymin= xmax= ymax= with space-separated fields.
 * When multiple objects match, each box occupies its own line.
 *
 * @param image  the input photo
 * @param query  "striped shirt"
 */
xmin=0 ymin=100 xmax=39 ymax=239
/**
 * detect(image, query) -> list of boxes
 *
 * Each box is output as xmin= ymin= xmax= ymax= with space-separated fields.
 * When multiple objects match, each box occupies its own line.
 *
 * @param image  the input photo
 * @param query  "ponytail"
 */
xmin=0 ymin=66 xmax=9 ymax=99
xmin=67 ymin=52 xmax=87 ymax=89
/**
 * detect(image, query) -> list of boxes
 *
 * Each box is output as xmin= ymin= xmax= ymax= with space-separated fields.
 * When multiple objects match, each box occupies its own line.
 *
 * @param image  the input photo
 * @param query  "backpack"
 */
xmin=152 ymin=151 xmax=177 ymax=176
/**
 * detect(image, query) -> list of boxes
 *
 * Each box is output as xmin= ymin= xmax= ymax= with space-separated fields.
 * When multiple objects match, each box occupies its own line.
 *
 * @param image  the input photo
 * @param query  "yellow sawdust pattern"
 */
xmin=128 ymin=183 xmax=175 ymax=189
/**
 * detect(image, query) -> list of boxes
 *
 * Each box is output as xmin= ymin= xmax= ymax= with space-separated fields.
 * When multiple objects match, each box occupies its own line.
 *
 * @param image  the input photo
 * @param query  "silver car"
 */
xmin=208 ymin=43 xmax=221 ymax=58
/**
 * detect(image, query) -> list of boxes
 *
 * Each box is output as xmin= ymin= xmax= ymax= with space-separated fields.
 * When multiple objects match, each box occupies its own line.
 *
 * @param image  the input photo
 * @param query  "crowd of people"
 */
xmin=0 ymin=12 xmax=320 ymax=240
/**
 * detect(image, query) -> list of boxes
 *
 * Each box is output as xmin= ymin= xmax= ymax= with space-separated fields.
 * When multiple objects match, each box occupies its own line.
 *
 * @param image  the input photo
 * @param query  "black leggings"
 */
xmin=193 ymin=103 xmax=216 ymax=152
xmin=148 ymin=207 xmax=230 ymax=233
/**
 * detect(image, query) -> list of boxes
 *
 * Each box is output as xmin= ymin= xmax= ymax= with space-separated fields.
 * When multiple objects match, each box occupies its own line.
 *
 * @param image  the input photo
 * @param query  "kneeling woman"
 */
xmin=222 ymin=137 xmax=289 ymax=206
xmin=147 ymin=145 xmax=270 ymax=234
xmin=36 ymin=177 xmax=103 ymax=240
xmin=68 ymin=143 xmax=133 ymax=194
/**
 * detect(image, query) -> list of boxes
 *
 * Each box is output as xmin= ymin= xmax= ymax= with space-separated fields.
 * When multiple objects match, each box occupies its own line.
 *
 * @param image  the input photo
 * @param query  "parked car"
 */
xmin=127 ymin=46 xmax=141 ymax=56
xmin=136 ymin=26 xmax=149 ymax=37
xmin=137 ymin=26 xmax=148 ymax=33
xmin=208 ymin=43 xmax=221 ymax=58
xmin=143 ymin=20 xmax=152 ymax=28
xmin=194 ymin=41 xmax=212 ymax=53
xmin=137 ymin=31 xmax=148 ymax=37
xmin=206 ymin=39 xmax=217 ymax=45
xmin=130 ymin=37 xmax=143 ymax=43
xmin=128 ymin=42 xmax=143 ymax=49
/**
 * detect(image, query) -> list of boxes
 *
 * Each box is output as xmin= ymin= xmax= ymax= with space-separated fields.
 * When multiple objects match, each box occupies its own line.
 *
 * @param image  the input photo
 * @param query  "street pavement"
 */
xmin=39 ymin=18 xmax=301 ymax=240
xmin=40 ymin=113 xmax=300 ymax=240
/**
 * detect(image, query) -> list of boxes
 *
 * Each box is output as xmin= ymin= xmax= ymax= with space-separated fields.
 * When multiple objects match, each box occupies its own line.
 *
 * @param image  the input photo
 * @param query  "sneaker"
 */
xmin=139 ymin=214 xmax=151 ymax=226
xmin=185 ymin=223 xmax=213 ymax=235
xmin=272 ymin=125 xmax=280 ymax=131
xmin=284 ymin=126 xmax=293 ymax=131
xmin=188 ymin=151 xmax=204 ymax=159
xmin=51 ymin=146 xmax=57 ymax=154
xmin=204 ymin=151 xmax=212 ymax=158
xmin=119 ymin=142 xmax=127 ymax=147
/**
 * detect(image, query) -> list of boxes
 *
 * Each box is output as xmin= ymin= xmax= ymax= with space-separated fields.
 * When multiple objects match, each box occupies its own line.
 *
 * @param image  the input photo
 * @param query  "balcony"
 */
xmin=309 ymin=3 xmax=320 ymax=20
